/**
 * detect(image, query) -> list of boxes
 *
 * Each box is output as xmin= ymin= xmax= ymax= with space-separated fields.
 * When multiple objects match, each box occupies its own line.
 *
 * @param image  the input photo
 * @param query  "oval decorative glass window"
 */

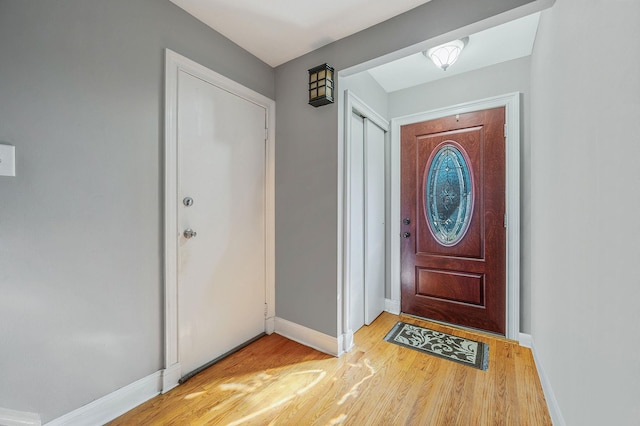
xmin=424 ymin=143 xmax=474 ymax=246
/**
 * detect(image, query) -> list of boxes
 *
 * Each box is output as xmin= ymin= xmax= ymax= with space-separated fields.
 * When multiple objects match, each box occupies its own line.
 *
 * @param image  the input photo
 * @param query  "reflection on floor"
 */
xmin=108 ymin=312 xmax=551 ymax=425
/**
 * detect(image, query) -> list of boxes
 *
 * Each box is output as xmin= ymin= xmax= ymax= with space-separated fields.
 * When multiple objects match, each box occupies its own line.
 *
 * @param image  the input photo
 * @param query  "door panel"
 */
xmin=364 ymin=119 xmax=386 ymax=325
xmin=349 ymin=112 xmax=365 ymax=333
xmin=401 ymin=107 xmax=506 ymax=335
xmin=416 ymin=268 xmax=483 ymax=305
xmin=177 ymin=70 xmax=266 ymax=376
xmin=348 ymin=114 xmax=386 ymax=332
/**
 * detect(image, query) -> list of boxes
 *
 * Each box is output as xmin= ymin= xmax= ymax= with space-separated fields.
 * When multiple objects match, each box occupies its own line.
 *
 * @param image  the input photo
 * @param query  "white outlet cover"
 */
xmin=0 ymin=144 xmax=16 ymax=176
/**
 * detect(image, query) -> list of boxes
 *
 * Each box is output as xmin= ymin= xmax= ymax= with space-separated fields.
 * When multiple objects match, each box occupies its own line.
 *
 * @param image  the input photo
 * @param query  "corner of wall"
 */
xmin=274 ymin=317 xmax=340 ymax=357
xmin=519 ymin=333 xmax=566 ymax=426
xmin=45 ymin=372 xmax=162 ymax=426
xmin=384 ymin=299 xmax=401 ymax=315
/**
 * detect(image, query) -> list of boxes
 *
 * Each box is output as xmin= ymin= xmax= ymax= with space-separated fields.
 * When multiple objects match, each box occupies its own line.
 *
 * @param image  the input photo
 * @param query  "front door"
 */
xmin=400 ymin=107 xmax=506 ymax=335
xmin=177 ymin=69 xmax=267 ymax=378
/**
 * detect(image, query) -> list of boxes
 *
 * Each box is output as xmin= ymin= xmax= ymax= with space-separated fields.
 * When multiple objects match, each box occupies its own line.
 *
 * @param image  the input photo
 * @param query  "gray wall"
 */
xmin=0 ymin=0 xmax=273 ymax=422
xmin=388 ymin=57 xmax=530 ymax=118
xmin=389 ymin=57 xmax=533 ymax=332
xmin=274 ymin=0 xmax=536 ymax=337
xmin=530 ymin=0 xmax=640 ymax=424
xmin=341 ymin=72 xmax=389 ymax=120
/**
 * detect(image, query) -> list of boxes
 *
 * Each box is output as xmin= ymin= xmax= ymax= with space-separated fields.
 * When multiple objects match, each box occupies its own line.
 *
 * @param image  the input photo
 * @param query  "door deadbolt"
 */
xmin=183 ymin=197 xmax=194 ymax=207
xmin=402 ymin=232 xmax=411 ymax=238
xmin=403 ymin=218 xmax=411 ymax=225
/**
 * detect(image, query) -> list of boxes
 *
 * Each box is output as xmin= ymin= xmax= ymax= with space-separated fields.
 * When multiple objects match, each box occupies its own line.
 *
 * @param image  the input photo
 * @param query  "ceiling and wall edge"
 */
xmin=339 ymin=0 xmax=555 ymax=78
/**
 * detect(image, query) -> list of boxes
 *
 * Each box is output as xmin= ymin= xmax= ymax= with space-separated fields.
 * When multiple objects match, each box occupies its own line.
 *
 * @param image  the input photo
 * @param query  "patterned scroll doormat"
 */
xmin=384 ymin=321 xmax=489 ymax=371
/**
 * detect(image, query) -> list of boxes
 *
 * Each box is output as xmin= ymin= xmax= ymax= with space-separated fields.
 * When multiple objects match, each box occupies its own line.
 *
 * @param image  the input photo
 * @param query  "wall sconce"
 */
xmin=424 ymin=37 xmax=469 ymax=71
xmin=308 ymin=64 xmax=335 ymax=107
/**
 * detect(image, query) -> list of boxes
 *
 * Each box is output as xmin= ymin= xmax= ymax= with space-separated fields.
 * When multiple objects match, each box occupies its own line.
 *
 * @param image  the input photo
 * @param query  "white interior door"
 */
xmin=349 ymin=112 xmax=365 ymax=332
xmin=364 ymin=119 xmax=386 ymax=325
xmin=349 ymin=113 xmax=386 ymax=332
xmin=177 ymin=69 xmax=266 ymax=377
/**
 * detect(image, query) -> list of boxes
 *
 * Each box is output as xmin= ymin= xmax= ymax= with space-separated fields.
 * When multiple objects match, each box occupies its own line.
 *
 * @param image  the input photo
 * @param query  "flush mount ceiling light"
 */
xmin=424 ymin=37 xmax=469 ymax=71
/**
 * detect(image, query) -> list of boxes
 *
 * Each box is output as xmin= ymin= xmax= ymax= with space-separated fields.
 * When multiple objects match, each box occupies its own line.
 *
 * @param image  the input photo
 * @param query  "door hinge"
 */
xmin=265 ymin=128 xmax=269 ymax=141
xmin=264 ymin=303 xmax=268 ymax=317
xmin=504 ymin=214 xmax=507 ymax=228
xmin=504 ymin=123 xmax=507 ymax=138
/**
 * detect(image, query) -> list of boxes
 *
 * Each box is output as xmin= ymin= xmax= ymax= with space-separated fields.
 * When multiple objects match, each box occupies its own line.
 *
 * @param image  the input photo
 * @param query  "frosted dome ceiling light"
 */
xmin=424 ymin=37 xmax=469 ymax=71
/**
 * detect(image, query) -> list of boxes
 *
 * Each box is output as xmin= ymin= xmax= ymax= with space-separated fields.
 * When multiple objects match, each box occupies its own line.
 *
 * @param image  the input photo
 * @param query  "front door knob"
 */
xmin=183 ymin=228 xmax=197 ymax=239
xmin=402 ymin=232 xmax=411 ymax=238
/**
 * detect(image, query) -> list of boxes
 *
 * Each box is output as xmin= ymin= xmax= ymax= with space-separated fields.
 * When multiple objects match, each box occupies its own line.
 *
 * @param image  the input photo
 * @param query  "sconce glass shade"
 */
xmin=425 ymin=38 xmax=468 ymax=71
xmin=308 ymin=64 xmax=335 ymax=107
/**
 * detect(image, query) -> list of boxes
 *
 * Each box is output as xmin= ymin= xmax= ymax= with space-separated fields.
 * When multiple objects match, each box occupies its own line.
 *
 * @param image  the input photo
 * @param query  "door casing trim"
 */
xmin=390 ymin=93 xmax=520 ymax=340
xmin=163 ymin=49 xmax=275 ymax=392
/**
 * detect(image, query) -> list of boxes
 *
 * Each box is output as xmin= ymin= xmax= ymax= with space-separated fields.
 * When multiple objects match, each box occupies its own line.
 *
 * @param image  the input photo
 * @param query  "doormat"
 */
xmin=384 ymin=321 xmax=489 ymax=371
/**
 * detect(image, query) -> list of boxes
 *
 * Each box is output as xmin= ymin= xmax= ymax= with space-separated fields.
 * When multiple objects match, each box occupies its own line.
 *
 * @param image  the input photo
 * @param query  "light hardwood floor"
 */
xmin=109 ymin=312 xmax=551 ymax=425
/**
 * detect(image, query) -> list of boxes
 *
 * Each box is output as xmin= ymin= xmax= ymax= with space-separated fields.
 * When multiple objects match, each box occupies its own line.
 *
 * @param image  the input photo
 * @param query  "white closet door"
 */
xmin=364 ymin=118 xmax=386 ymax=325
xmin=349 ymin=113 xmax=386 ymax=332
xmin=349 ymin=112 xmax=365 ymax=333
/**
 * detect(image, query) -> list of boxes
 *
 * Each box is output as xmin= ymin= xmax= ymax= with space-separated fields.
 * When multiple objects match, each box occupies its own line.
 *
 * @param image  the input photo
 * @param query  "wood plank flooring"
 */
xmin=109 ymin=312 xmax=551 ymax=425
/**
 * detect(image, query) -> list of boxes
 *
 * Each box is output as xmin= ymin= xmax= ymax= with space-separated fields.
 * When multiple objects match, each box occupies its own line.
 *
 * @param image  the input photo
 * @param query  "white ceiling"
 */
xmin=170 ymin=0 xmax=432 ymax=67
xmin=170 ymin=1 xmax=540 ymax=92
xmin=367 ymin=13 xmax=541 ymax=92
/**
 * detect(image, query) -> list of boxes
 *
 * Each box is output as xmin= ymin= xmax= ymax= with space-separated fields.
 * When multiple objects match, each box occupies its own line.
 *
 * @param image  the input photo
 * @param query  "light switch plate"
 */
xmin=0 ymin=144 xmax=16 ymax=176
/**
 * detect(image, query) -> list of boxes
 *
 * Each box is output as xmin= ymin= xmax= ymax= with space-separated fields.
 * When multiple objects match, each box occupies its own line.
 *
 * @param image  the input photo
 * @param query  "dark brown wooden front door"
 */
xmin=400 ymin=107 xmax=506 ymax=335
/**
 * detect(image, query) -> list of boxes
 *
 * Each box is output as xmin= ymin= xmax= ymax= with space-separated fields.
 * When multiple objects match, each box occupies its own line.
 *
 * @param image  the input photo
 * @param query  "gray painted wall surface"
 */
xmin=389 ymin=57 xmax=532 ymax=332
xmin=275 ymin=0 xmax=536 ymax=337
xmin=341 ymin=72 xmax=389 ymax=120
xmin=388 ymin=57 xmax=530 ymax=118
xmin=0 ymin=0 xmax=273 ymax=421
xmin=530 ymin=0 xmax=640 ymax=424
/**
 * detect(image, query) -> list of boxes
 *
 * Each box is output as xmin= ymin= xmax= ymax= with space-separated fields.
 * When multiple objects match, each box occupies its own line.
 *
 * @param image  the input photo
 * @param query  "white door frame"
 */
xmin=162 ymin=49 xmax=275 ymax=392
xmin=389 ymin=92 xmax=521 ymax=340
xmin=339 ymin=90 xmax=389 ymax=353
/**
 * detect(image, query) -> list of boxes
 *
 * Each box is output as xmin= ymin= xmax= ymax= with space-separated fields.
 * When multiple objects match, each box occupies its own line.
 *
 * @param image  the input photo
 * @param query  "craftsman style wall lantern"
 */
xmin=308 ymin=63 xmax=335 ymax=107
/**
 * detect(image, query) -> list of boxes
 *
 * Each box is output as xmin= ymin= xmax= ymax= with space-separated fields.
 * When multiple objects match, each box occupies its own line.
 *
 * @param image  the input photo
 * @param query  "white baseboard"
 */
xmin=161 ymin=363 xmax=181 ymax=394
xmin=384 ymin=298 xmax=400 ymax=315
xmin=274 ymin=317 xmax=339 ymax=357
xmin=0 ymin=408 xmax=41 ymax=426
xmin=518 ymin=332 xmax=534 ymax=348
xmin=339 ymin=330 xmax=354 ymax=355
xmin=519 ymin=333 xmax=566 ymax=426
xmin=45 ymin=372 xmax=162 ymax=426
xmin=265 ymin=316 xmax=275 ymax=334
